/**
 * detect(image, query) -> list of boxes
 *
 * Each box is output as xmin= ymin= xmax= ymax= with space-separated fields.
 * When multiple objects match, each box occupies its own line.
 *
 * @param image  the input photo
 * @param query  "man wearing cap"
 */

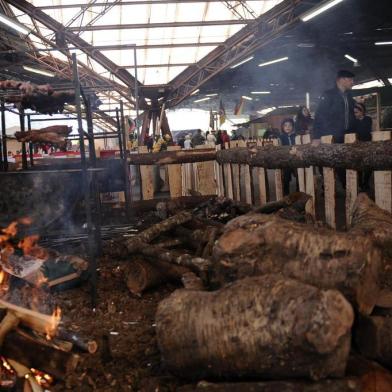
xmin=313 ymin=70 xmax=356 ymax=143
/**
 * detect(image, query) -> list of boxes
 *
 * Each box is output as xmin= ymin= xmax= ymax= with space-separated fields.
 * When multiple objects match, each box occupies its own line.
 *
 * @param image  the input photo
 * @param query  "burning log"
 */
xmin=349 ymin=193 xmax=392 ymax=306
xmin=216 ymin=141 xmax=392 ymax=170
xmin=156 ymin=275 xmax=354 ymax=381
xmin=126 ymin=258 xmax=191 ymax=296
xmin=1 ymin=328 xmax=79 ymax=380
xmin=212 ymin=213 xmax=381 ymax=314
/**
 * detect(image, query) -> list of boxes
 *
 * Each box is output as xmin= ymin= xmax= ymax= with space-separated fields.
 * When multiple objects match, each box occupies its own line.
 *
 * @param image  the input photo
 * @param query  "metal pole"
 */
xmin=120 ymin=100 xmax=132 ymax=216
xmin=116 ymin=107 xmax=124 ymax=159
xmin=85 ymin=98 xmax=97 ymax=164
xmin=27 ymin=115 xmax=34 ymax=167
xmin=134 ymin=46 xmax=140 ymax=143
xmin=1 ymin=101 xmax=7 ymax=171
xmin=306 ymin=92 xmax=310 ymax=109
xmin=72 ymin=53 xmax=97 ymax=307
xmin=19 ymin=109 xmax=28 ymax=170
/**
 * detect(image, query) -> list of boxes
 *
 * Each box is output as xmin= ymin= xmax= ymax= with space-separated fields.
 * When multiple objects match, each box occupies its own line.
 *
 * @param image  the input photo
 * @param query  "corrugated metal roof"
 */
xmin=23 ymin=0 xmax=283 ymax=84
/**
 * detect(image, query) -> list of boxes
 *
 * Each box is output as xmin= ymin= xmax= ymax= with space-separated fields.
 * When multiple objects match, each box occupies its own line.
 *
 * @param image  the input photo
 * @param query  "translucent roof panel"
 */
xmin=27 ymin=0 xmax=283 ymax=85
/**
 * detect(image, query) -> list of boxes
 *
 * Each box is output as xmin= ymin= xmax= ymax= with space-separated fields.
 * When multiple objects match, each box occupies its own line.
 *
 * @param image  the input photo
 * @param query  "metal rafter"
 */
xmin=68 ymin=19 xmax=251 ymax=31
xmin=220 ymin=0 xmax=257 ymax=21
xmin=166 ymin=0 xmax=313 ymax=107
xmin=7 ymin=0 xmax=140 ymax=90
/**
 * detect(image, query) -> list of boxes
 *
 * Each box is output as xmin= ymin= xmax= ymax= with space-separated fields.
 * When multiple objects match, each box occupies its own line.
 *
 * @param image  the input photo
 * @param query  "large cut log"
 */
xmin=212 ymin=213 xmax=381 ymax=314
xmin=128 ymin=149 xmax=216 ymax=165
xmin=349 ymin=193 xmax=392 ymax=306
xmin=156 ymin=275 xmax=354 ymax=381
xmin=355 ymin=315 xmax=392 ymax=367
xmin=216 ymin=141 xmax=392 ymax=170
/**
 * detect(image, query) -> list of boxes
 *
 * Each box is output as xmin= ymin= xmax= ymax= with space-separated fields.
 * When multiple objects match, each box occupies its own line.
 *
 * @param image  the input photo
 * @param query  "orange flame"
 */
xmin=45 ymin=307 xmax=61 ymax=340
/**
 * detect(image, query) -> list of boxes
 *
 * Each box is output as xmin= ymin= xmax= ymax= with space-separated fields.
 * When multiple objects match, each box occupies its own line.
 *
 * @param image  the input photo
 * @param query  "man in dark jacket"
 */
xmin=313 ymin=70 xmax=356 ymax=143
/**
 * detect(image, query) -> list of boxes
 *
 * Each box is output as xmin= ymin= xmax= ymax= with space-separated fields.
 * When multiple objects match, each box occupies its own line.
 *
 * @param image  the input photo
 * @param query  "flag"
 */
xmin=209 ymin=109 xmax=215 ymax=130
xmin=234 ymin=97 xmax=244 ymax=116
xmin=127 ymin=116 xmax=136 ymax=132
xmin=219 ymin=99 xmax=226 ymax=126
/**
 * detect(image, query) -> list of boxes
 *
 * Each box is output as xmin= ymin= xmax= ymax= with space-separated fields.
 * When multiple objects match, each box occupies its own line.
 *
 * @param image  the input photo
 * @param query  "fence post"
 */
xmin=138 ymin=146 xmax=154 ymax=200
xmin=256 ymin=139 xmax=269 ymax=205
xmin=224 ymin=142 xmax=234 ymax=199
xmin=302 ymin=134 xmax=316 ymax=218
xmin=344 ymin=133 xmax=358 ymax=227
xmin=215 ymin=144 xmax=225 ymax=196
xmin=321 ymin=135 xmax=335 ymax=228
xmin=272 ymin=138 xmax=284 ymax=200
xmin=167 ymin=145 xmax=182 ymax=198
xmin=231 ymin=141 xmax=241 ymax=201
xmin=295 ymin=135 xmax=306 ymax=192
xmin=195 ymin=145 xmax=216 ymax=195
xmin=372 ymin=131 xmax=392 ymax=212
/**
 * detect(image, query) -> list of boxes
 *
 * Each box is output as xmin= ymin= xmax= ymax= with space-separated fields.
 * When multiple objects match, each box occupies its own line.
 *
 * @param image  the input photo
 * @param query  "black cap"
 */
xmin=337 ymin=70 xmax=355 ymax=79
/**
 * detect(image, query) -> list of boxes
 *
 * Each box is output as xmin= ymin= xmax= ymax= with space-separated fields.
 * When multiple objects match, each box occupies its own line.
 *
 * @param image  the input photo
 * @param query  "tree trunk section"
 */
xmin=156 ymin=275 xmax=353 ymax=381
xmin=216 ymin=141 xmax=392 ymax=170
xmin=349 ymin=193 xmax=392 ymax=303
xmin=212 ymin=213 xmax=381 ymax=315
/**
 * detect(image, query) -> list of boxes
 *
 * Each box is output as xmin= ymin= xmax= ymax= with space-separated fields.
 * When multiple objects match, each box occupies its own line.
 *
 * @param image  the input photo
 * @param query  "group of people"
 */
xmin=179 ymin=129 xmax=232 ymax=150
xmin=279 ymin=69 xmax=373 ymax=195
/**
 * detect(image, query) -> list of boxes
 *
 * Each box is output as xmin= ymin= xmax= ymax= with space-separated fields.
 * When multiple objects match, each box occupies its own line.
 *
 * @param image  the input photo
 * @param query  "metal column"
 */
xmin=19 ymin=109 xmax=28 ymax=170
xmin=27 ymin=115 xmax=34 ymax=167
xmin=1 ymin=101 xmax=7 ymax=171
xmin=133 ymin=46 xmax=140 ymax=143
xmin=115 ymin=107 xmax=124 ymax=159
xmin=72 ymin=53 xmax=98 ymax=307
xmin=120 ymin=100 xmax=132 ymax=216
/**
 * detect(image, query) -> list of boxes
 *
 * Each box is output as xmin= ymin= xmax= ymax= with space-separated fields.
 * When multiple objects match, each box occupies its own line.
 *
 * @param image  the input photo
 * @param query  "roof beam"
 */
xmin=166 ymin=0 xmax=315 ymax=107
xmin=37 ymin=0 xmax=261 ymax=10
xmin=7 ymin=0 xmax=140 ymax=89
xmin=69 ymin=19 xmax=250 ymax=31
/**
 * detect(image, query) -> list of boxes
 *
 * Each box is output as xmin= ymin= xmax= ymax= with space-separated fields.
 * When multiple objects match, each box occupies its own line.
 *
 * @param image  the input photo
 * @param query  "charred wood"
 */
xmin=128 ymin=149 xmax=216 ymax=165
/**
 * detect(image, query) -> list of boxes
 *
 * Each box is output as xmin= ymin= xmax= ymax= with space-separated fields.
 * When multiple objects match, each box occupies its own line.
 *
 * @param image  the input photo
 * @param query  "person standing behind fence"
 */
xmin=191 ymin=129 xmax=205 ymax=147
xmin=295 ymin=106 xmax=313 ymax=135
xmin=184 ymin=134 xmax=192 ymax=149
xmin=354 ymin=102 xmax=373 ymax=191
xmin=206 ymin=130 xmax=216 ymax=147
xmin=313 ymin=70 xmax=356 ymax=143
xmin=279 ymin=118 xmax=298 ymax=195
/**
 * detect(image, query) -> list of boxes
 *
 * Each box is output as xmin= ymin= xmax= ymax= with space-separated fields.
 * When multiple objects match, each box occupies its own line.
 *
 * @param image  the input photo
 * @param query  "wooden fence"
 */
xmin=126 ymin=132 xmax=392 ymax=229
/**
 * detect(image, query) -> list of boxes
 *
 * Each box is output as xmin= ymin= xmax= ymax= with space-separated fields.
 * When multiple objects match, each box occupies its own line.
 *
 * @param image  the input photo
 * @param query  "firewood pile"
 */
xmin=0 ymin=80 xmax=75 ymax=115
xmin=0 ymin=218 xmax=96 ymax=390
xmin=105 ymin=192 xmax=392 ymax=391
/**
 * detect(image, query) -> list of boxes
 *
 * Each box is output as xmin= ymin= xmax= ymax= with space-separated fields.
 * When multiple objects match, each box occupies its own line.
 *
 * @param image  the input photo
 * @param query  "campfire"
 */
xmin=0 ymin=218 xmax=96 ymax=391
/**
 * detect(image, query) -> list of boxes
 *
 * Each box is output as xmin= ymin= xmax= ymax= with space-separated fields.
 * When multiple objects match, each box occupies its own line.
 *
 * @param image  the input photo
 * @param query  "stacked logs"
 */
xmin=105 ymin=192 xmax=392 ymax=390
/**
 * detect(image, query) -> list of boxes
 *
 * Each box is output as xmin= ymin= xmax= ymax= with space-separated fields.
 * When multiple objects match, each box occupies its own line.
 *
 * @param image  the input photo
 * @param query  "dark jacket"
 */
xmin=313 ymin=87 xmax=356 ymax=143
xmin=353 ymin=116 xmax=372 ymax=142
xmin=279 ymin=132 xmax=296 ymax=146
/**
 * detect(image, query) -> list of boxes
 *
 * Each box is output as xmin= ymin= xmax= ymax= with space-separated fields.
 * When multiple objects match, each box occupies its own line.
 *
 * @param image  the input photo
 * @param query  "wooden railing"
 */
xmin=126 ymin=132 xmax=392 ymax=229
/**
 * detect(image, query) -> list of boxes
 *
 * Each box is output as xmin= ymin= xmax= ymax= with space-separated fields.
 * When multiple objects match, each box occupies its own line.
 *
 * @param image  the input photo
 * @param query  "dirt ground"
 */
xmin=52 ymin=255 xmax=181 ymax=392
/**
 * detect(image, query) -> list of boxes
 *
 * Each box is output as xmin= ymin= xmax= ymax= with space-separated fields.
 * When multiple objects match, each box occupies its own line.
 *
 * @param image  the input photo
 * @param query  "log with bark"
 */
xmin=355 ymin=315 xmax=392 ymax=368
xmin=125 ymin=257 xmax=192 ymax=296
xmin=349 ymin=193 xmax=392 ymax=305
xmin=128 ymin=149 xmax=216 ymax=165
xmin=212 ymin=213 xmax=381 ymax=315
xmin=156 ymin=275 xmax=354 ymax=381
xmin=216 ymin=142 xmax=392 ymax=170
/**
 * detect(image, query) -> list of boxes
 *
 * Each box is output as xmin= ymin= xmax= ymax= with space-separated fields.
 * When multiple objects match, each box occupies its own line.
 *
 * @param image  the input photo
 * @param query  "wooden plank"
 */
xmin=237 ymin=140 xmax=247 ymax=202
xmin=244 ymin=164 xmax=253 ymax=204
xmin=138 ymin=146 xmax=154 ymax=200
xmin=302 ymin=134 xmax=316 ymax=218
xmin=167 ymin=146 xmax=182 ymax=198
xmin=230 ymin=141 xmax=241 ymax=201
xmin=223 ymin=143 xmax=234 ymax=199
xmin=372 ymin=131 xmax=392 ymax=212
xmin=295 ymin=135 xmax=306 ymax=192
xmin=255 ymin=139 xmax=269 ymax=205
xmin=214 ymin=144 xmax=224 ymax=197
xmin=345 ymin=133 xmax=358 ymax=227
xmin=181 ymin=163 xmax=193 ymax=196
xmin=272 ymin=138 xmax=283 ymax=200
xmin=195 ymin=145 xmax=216 ymax=195
xmin=321 ymin=135 xmax=336 ymax=229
